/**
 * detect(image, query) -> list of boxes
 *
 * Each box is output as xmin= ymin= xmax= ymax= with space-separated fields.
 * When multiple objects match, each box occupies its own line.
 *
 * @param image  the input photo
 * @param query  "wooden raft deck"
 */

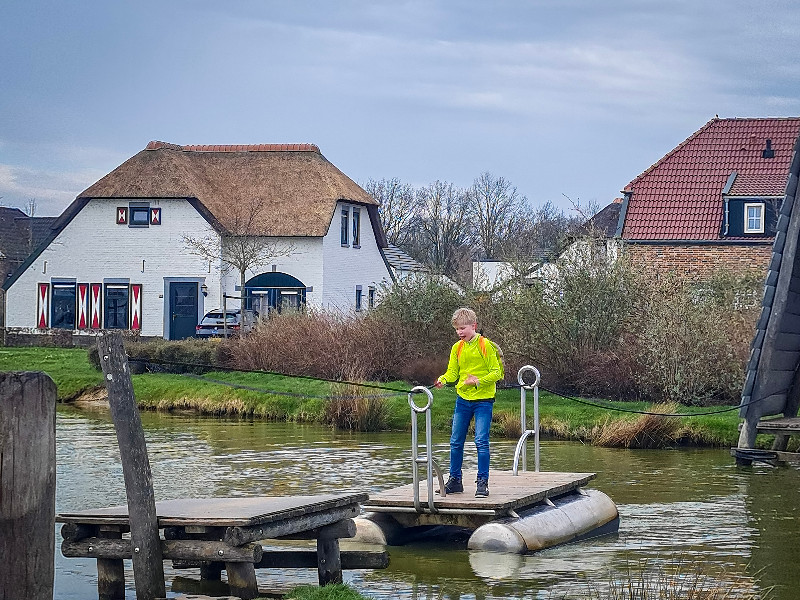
xmin=56 ymin=493 xmax=378 ymax=599
xmin=364 ymin=470 xmax=595 ymax=522
xmin=57 ymin=493 xmax=366 ymax=528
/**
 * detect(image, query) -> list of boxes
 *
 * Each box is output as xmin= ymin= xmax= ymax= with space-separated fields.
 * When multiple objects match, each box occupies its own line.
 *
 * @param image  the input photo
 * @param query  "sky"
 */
xmin=3 ymin=0 xmax=800 ymax=217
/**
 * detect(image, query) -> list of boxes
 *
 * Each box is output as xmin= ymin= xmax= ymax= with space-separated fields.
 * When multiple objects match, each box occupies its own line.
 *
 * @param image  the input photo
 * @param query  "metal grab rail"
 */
xmin=512 ymin=365 xmax=541 ymax=475
xmin=408 ymin=386 xmax=446 ymax=513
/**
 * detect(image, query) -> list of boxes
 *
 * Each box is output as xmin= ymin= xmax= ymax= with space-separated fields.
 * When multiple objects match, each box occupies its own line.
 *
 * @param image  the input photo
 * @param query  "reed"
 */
xmin=592 ymin=403 xmax=684 ymax=449
xmin=560 ymin=558 xmax=770 ymax=600
xmin=323 ymin=365 xmax=390 ymax=432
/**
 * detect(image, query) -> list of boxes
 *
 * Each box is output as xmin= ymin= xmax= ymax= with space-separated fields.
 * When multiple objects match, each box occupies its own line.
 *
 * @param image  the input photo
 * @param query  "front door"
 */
xmin=169 ymin=282 xmax=198 ymax=340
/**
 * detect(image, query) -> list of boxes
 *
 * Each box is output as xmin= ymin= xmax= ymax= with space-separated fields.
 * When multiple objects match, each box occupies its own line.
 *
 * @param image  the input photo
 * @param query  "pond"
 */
xmin=55 ymin=406 xmax=800 ymax=599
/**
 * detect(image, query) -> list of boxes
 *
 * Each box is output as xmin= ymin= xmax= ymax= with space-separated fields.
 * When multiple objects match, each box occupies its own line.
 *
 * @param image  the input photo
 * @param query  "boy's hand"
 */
xmin=464 ymin=374 xmax=480 ymax=387
xmin=434 ymin=380 xmax=444 ymax=389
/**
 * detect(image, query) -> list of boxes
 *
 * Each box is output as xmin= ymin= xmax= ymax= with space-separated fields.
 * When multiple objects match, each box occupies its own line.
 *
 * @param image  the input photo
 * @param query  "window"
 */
xmin=352 ymin=208 xmax=361 ymax=247
xmin=104 ymin=285 xmax=129 ymax=329
xmin=744 ymin=203 xmax=765 ymax=234
xmin=341 ymin=207 xmax=349 ymax=246
xmin=368 ymin=286 xmax=376 ymax=309
xmin=129 ymin=204 xmax=150 ymax=227
xmin=355 ymin=286 xmax=363 ymax=311
xmin=51 ymin=283 xmax=76 ymax=329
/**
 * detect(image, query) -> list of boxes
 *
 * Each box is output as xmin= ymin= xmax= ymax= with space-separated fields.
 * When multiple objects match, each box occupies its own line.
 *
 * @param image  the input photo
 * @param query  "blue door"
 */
xmin=169 ymin=282 xmax=198 ymax=340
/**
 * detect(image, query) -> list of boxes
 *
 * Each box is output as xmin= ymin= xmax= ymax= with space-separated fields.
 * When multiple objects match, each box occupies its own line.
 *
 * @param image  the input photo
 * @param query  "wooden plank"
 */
xmin=57 ymin=493 xmax=368 ymax=527
xmin=62 ymin=538 xmax=262 ymax=563
xmin=256 ymin=549 xmax=389 ymax=570
xmin=756 ymin=417 xmax=800 ymax=433
xmin=97 ymin=332 xmax=165 ymax=600
xmin=365 ymin=471 xmax=595 ymax=512
xmin=0 ymin=372 xmax=57 ymax=600
xmin=224 ymin=506 xmax=358 ymax=545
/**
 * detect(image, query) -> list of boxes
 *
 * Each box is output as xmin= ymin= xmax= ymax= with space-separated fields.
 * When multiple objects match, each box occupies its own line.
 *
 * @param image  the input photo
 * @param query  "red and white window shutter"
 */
xmin=90 ymin=283 xmax=102 ymax=329
xmin=37 ymin=283 xmax=50 ymax=328
xmin=130 ymin=284 xmax=142 ymax=331
xmin=77 ymin=283 xmax=89 ymax=329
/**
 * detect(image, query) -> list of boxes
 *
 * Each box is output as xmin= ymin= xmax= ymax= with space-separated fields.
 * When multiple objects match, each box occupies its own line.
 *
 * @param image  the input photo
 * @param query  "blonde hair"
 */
xmin=451 ymin=307 xmax=477 ymax=327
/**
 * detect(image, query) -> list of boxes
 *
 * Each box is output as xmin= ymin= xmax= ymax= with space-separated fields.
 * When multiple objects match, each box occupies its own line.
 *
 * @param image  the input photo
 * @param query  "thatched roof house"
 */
xmin=3 ymin=141 xmax=392 ymax=340
xmin=74 ymin=141 xmax=383 ymax=240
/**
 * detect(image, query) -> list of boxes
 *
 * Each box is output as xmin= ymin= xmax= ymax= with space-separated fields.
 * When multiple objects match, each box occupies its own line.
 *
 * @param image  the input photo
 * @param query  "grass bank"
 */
xmin=0 ymin=347 xmax=757 ymax=448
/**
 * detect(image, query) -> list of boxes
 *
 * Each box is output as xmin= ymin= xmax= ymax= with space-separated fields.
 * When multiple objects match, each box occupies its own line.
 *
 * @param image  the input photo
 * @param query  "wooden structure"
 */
xmin=57 ymin=493 xmax=374 ymax=599
xmin=0 ymin=371 xmax=57 ymax=600
xmin=737 ymin=133 xmax=800 ymax=462
xmin=60 ymin=332 xmax=385 ymax=600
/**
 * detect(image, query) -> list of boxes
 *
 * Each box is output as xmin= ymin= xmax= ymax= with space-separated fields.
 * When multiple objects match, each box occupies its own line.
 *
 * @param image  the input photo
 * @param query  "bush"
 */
xmin=226 ymin=309 xmax=412 ymax=382
xmin=493 ymin=243 xmax=640 ymax=395
xmin=87 ymin=338 xmax=227 ymax=373
xmin=629 ymin=272 xmax=759 ymax=405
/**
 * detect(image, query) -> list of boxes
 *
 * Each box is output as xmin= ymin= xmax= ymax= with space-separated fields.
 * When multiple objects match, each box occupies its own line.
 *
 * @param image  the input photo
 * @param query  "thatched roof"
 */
xmin=77 ymin=142 xmax=377 ymax=237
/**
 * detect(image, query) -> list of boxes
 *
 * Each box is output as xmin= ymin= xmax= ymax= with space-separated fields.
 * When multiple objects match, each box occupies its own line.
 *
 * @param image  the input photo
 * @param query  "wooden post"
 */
xmin=0 ymin=372 xmax=56 ymax=600
xmin=97 ymin=332 xmax=166 ymax=600
xmin=97 ymin=528 xmax=125 ymax=600
xmin=316 ymin=520 xmax=353 ymax=586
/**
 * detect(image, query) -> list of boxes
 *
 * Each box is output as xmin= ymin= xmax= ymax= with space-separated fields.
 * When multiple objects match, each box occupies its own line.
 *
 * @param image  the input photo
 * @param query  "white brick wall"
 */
xmin=322 ymin=202 xmax=392 ymax=312
xmin=6 ymin=197 xmax=393 ymax=336
xmin=6 ymin=198 xmax=219 ymax=337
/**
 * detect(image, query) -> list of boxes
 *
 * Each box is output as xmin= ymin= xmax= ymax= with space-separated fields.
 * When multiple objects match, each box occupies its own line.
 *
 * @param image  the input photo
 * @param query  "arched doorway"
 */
xmin=245 ymin=272 xmax=307 ymax=314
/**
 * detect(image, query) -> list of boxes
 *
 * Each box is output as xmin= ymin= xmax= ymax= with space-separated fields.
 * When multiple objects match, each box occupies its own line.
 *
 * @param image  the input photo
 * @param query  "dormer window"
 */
xmin=744 ymin=203 xmax=765 ymax=234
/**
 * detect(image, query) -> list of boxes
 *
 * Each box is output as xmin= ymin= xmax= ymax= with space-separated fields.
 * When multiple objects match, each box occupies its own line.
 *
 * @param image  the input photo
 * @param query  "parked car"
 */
xmin=195 ymin=309 xmax=256 ymax=338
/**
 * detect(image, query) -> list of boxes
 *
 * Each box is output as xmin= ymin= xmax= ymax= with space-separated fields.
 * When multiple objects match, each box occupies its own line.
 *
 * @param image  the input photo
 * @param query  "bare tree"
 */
xmin=24 ymin=198 xmax=37 ymax=217
xmin=364 ymin=178 xmax=417 ymax=248
xmin=415 ymin=181 xmax=472 ymax=276
xmin=468 ymin=172 xmax=527 ymax=260
xmin=183 ymin=197 xmax=295 ymax=302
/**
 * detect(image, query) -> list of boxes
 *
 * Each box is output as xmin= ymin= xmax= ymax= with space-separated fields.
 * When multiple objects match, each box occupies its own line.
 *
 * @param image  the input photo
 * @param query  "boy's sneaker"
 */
xmin=442 ymin=476 xmax=463 ymax=494
xmin=475 ymin=477 xmax=489 ymax=497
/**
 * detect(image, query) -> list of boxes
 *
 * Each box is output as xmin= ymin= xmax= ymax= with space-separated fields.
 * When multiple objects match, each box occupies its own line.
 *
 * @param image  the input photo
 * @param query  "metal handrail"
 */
xmin=408 ymin=386 xmax=446 ymax=513
xmin=513 ymin=365 xmax=541 ymax=475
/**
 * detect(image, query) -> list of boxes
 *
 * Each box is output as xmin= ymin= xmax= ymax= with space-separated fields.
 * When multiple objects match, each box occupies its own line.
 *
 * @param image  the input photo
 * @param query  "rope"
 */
xmin=129 ymin=357 xmax=759 ymax=417
xmin=128 ymin=357 xmax=412 ymax=395
xmin=181 ymin=374 xmax=407 ymax=400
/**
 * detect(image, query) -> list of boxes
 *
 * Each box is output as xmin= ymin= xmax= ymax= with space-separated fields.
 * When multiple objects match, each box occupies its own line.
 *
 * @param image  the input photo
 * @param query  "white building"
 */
xmin=3 ymin=142 xmax=393 ymax=340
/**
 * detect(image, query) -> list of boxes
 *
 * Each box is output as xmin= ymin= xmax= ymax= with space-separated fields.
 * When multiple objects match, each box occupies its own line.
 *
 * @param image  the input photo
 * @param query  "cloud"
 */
xmin=0 ymin=163 xmax=101 ymax=216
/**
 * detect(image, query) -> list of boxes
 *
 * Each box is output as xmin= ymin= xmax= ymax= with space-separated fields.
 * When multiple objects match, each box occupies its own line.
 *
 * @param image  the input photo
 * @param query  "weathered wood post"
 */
xmin=0 ymin=372 xmax=57 ymax=600
xmin=97 ymin=332 xmax=166 ymax=600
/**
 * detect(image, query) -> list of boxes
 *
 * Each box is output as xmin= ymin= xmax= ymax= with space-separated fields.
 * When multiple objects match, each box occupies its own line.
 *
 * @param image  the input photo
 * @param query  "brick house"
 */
xmin=617 ymin=117 xmax=800 ymax=278
xmin=3 ymin=142 xmax=392 ymax=340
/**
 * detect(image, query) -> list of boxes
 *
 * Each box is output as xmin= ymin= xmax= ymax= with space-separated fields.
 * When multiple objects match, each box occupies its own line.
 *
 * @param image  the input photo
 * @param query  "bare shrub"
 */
xmin=226 ymin=309 xmax=411 ymax=382
xmin=592 ymin=403 xmax=684 ymax=449
xmin=629 ymin=272 xmax=760 ymax=405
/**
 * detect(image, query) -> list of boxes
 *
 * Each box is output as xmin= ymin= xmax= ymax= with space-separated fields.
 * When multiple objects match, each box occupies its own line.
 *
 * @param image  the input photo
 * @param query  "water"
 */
xmin=54 ymin=406 xmax=800 ymax=599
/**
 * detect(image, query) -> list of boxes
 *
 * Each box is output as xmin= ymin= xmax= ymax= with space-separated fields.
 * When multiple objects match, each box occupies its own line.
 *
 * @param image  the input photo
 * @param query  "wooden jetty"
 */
xmin=736 ymin=133 xmax=800 ymax=464
xmin=57 ymin=493 xmax=387 ymax=600
xmin=354 ymin=469 xmax=619 ymax=554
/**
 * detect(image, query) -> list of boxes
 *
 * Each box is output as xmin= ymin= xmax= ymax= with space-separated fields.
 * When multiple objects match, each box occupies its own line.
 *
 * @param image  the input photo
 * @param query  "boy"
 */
xmin=434 ymin=307 xmax=503 ymax=497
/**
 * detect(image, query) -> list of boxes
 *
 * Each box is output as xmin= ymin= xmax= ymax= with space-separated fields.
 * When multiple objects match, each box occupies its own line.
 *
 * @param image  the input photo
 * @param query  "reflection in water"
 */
xmin=55 ymin=407 xmax=799 ymax=599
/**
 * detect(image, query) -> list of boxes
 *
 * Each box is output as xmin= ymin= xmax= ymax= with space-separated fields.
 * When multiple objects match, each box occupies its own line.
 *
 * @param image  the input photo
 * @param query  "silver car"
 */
xmin=195 ymin=309 xmax=256 ymax=337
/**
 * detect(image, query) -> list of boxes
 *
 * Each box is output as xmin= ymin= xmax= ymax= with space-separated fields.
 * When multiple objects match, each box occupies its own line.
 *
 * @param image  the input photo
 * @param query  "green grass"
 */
xmin=0 ymin=347 xmax=751 ymax=447
xmin=284 ymin=584 xmax=372 ymax=600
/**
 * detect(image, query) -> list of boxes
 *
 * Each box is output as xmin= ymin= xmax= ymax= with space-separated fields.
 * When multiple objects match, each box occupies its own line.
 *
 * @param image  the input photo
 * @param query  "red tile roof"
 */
xmin=622 ymin=118 xmax=800 ymax=240
xmin=145 ymin=141 xmax=321 ymax=153
xmin=728 ymin=173 xmax=788 ymax=196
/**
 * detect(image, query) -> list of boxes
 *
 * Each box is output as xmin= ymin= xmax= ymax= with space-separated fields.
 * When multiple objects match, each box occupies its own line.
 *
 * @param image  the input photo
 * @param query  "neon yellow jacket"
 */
xmin=437 ymin=335 xmax=503 ymax=400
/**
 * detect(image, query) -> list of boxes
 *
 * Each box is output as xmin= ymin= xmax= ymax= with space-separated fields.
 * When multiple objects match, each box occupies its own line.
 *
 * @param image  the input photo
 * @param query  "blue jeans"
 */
xmin=449 ymin=396 xmax=494 ymax=481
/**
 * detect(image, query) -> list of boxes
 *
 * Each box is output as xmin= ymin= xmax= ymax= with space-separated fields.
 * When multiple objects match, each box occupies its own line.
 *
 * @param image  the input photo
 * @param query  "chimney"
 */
xmin=763 ymin=139 xmax=775 ymax=159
